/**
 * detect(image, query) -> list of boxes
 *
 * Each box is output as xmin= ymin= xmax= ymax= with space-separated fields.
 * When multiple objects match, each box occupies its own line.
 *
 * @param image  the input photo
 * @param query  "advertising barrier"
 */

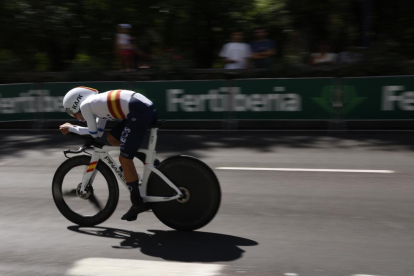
xmin=133 ymin=80 xmax=227 ymax=120
xmin=342 ymin=76 xmax=414 ymax=120
xmin=233 ymin=78 xmax=335 ymax=120
xmin=0 ymin=83 xmax=39 ymax=121
xmin=0 ymin=82 xmax=129 ymax=121
xmin=0 ymin=76 xmax=413 ymax=129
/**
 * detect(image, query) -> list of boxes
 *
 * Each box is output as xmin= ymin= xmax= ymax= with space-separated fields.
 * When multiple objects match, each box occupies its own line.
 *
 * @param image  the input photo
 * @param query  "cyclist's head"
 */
xmin=63 ymin=86 xmax=98 ymax=117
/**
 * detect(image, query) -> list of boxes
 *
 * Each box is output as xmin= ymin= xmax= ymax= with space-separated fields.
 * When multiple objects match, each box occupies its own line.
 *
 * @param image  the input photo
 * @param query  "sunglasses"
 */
xmin=66 ymin=108 xmax=77 ymax=117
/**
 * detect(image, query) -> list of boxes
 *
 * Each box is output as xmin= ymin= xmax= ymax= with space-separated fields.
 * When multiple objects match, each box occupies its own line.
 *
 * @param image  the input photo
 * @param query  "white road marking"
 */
xmin=352 ymin=275 xmax=385 ymax=276
xmin=284 ymin=273 xmax=299 ymax=276
xmin=216 ymin=167 xmax=395 ymax=174
xmin=66 ymin=258 xmax=225 ymax=276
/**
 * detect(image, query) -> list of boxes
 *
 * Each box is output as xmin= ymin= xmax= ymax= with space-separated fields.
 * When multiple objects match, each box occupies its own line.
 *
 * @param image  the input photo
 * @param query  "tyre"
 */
xmin=147 ymin=155 xmax=221 ymax=231
xmin=52 ymin=155 xmax=119 ymax=226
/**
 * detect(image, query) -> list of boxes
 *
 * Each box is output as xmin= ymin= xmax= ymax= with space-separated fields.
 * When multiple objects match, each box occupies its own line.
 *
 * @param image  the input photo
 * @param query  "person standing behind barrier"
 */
xmin=115 ymin=24 xmax=134 ymax=71
xmin=310 ymin=41 xmax=337 ymax=66
xmin=219 ymin=31 xmax=252 ymax=70
xmin=250 ymin=28 xmax=276 ymax=68
xmin=130 ymin=37 xmax=154 ymax=69
xmin=338 ymin=44 xmax=364 ymax=64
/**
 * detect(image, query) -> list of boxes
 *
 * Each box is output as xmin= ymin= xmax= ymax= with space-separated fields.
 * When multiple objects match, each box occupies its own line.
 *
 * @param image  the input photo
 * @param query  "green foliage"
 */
xmin=0 ymin=49 xmax=20 ymax=72
xmin=69 ymin=52 xmax=103 ymax=72
xmin=0 ymin=0 xmax=413 ymax=77
xmin=34 ymin=53 xmax=51 ymax=72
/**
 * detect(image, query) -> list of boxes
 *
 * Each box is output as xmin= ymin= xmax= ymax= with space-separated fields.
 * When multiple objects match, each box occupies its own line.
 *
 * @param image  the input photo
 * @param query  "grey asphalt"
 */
xmin=1 ymin=130 xmax=414 ymax=276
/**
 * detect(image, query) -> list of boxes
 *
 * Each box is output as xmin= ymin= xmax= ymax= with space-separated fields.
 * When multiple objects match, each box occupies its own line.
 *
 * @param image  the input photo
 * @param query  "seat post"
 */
xmin=147 ymin=120 xmax=163 ymax=163
xmin=148 ymin=128 xmax=158 ymax=154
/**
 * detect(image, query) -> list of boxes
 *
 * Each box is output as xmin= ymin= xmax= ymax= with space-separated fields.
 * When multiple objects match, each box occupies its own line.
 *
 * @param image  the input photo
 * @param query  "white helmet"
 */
xmin=63 ymin=86 xmax=98 ymax=116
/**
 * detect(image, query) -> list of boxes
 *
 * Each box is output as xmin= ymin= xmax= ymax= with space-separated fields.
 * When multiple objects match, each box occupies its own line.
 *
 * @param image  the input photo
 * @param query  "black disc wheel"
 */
xmin=147 ymin=155 xmax=221 ymax=231
xmin=52 ymin=155 xmax=119 ymax=226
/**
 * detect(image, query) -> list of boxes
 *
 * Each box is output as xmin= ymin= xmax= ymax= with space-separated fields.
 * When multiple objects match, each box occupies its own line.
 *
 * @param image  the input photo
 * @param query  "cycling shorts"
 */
xmin=110 ymin=97 xmax=158 ymax=159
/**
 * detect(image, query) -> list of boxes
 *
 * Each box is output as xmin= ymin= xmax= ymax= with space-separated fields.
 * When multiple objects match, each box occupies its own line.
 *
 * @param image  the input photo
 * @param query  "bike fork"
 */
xmin=79 ymin=154 xmax=100 ymax=194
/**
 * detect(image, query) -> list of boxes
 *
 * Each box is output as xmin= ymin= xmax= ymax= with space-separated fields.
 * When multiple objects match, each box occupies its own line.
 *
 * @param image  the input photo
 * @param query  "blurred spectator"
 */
xmin=338 ymin=45 xmax=364 ymax=64
xmin=130 ymin=37 xmax=153 ymax=69
xmin=310 ymin=41 xmax=337 ymax=66
xmin=219 ymin=31 xmax=252 ymax=69
xmin=115 ymin=24 xmax=134 ymax=71
xmin=250 ymin=28 xmax=276 ymax=68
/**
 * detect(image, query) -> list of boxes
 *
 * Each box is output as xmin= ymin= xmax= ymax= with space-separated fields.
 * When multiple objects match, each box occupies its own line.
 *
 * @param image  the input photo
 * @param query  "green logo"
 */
xmin=312 ymin=85 xmax=367 ymax=115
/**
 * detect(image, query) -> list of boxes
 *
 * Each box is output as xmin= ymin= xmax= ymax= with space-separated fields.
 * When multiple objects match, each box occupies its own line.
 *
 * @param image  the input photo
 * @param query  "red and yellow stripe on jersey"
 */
xmin=86 ymin=161 xmax=98 ymax=172
xmin=78 ymin=86 xmax=98 ymax=93
xmin=107 ymin=90 xmax=127 ymax=119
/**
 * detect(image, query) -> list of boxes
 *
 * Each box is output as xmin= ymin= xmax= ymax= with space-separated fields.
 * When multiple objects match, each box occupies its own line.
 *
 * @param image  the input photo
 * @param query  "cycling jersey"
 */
xmin=68 ymin=90 xmax=153 ymax=138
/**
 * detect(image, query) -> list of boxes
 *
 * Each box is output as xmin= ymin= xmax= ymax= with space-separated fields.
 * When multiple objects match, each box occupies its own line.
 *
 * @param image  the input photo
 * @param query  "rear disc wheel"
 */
xmin=147 ymin=156 xmax=221 ymax=231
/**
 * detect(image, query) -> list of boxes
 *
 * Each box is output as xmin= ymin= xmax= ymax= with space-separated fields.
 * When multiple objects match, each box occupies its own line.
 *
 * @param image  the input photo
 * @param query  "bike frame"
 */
xmin=78 ymin=128 xmax=184 ymax=202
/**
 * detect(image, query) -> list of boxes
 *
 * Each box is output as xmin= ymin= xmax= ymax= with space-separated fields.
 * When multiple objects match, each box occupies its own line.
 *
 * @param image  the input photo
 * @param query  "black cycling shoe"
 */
xmin=121 ymin=203 xmax=148 ymax=221
xmin=122 ymin=180 xmax=151 ymax=221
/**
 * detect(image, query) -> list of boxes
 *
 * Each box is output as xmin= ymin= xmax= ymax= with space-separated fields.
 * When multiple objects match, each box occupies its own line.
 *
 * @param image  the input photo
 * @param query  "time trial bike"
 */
xmin=52 ymin=122 xmax=221 ymax=231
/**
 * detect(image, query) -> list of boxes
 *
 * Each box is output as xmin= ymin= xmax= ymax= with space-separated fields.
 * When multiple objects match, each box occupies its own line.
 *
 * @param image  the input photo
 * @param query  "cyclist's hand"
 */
xmin=59 ymin=123 xmax=73 ymax=135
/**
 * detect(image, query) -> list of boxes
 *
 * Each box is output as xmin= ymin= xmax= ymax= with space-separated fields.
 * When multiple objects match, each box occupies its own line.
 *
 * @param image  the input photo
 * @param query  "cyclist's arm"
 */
xmin=96 ymin=118 xmax=107 ymax=137
xmin=69 ymin=102 xmax=98 ymax=138
xmin=68 ymin=125 xmax=92 ymax=136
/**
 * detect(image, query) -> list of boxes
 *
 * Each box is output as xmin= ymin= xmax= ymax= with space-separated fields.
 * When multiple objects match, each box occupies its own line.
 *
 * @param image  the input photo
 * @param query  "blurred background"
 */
xmin=0 ymin=0 xmax=413 ymax=82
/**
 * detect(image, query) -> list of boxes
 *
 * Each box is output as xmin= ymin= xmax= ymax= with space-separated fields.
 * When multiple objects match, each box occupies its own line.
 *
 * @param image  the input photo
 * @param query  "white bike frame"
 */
xmin=78 ymin=128 xmax=184 ymax=202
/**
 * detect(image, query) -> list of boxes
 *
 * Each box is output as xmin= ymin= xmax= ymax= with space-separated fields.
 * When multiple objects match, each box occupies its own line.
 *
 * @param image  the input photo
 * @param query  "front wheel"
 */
xmin=52 ymin=155 xmax=119 ymax=226
xmin=147 ymin=155 xmax=221 ymax=231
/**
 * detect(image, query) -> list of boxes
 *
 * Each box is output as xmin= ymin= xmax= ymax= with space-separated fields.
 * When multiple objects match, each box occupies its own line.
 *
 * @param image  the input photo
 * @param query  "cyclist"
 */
xmin=59 ymin=86 xmax=158 ymax=221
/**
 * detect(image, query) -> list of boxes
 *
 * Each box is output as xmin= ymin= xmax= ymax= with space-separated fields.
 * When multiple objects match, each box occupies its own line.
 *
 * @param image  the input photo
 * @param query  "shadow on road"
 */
xmin=67 ymin=225 xmax=258 ymax=262
xmin=1 ymin=130 xmax=414 ymax=159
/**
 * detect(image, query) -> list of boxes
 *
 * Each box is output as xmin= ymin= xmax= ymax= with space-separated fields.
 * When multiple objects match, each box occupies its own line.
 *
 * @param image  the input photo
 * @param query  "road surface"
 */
xmin=0 ymin=130 xmax=414 ymax=276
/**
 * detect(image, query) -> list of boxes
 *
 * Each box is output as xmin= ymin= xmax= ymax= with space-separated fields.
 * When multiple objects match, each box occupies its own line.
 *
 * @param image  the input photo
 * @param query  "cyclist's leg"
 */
xmin=107 ymin=118 xmax=144 ymax=220
xmin=108 ymin=120 xmax=126 ymax=146
xmin=107 ymin=133 xmax=120 ymax=146
xmin=119 ymin=102 xmax=156 ymax=221
xmin=119 ymin=107 xmax=154 ymax=182
xmin=108 ymin=115 xmax=157 ymax=163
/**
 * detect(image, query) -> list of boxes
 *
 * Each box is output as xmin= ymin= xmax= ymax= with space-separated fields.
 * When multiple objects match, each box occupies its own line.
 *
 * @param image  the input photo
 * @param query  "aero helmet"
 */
xmin=63 ymin=86 xmax=98 ymax=116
